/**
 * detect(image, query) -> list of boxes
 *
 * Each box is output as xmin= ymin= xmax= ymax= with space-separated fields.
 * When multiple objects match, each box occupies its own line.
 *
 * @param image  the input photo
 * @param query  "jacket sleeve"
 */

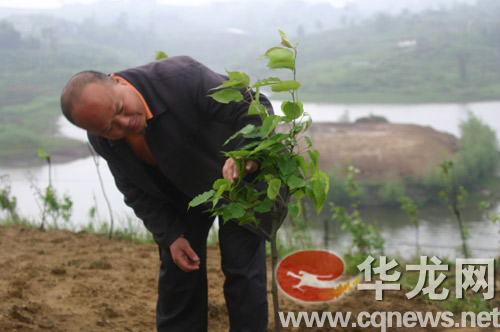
xmin=106 ymin=161 xmax=188 ymax=249
xmin=89 ymin=133 xmax=187 ymax=249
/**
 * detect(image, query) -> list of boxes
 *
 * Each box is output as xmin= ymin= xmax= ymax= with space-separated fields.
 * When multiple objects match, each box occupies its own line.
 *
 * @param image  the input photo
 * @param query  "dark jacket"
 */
xmin=88 ymin=56 xmax=272 ymax=249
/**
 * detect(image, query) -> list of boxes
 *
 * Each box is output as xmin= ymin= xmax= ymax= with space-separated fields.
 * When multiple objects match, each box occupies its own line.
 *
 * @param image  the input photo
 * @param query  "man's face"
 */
xmin=72 ymin=80 xmax=147 ymax=140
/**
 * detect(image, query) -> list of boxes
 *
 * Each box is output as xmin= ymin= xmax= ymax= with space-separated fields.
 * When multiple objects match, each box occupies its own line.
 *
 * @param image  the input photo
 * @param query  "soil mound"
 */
xmin=309 ymin=122 xmax=458 ymax=180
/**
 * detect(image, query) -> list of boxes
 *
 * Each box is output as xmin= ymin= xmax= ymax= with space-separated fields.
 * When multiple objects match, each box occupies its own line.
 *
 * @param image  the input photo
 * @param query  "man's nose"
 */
xmin=114 ymin=115 xmax=129 ymax=129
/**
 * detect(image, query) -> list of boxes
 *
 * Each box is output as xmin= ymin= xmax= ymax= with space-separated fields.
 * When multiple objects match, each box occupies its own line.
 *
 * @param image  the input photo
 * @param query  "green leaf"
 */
xmin=281 ymin=101 xmax=303 ymax=120
xmin=288 ymin=203 xmax=301 ymax=218
xmin=314 ymin=170 xmax=330 ymax=196
xmin=278 ymin=155 xmax=296 ymax=176
xmin=224 ymin=124 xmax=257 ymax=145
xmin=227 ymin=70 xmax=250 ymax=86
xmin=271 ymin=80 xmax=301 ymax=92
xmin=209 ymin=89 xmax=243 ymax=104
xmin=217 ymin=80 xmax=246 ymax=89
xmin=255 ymin=198 xmax=273 ymax=213
xmin=216 ymin=70 xmax=251 ymax=89
xmin=155 ymin=51 xmax=168 ymax=60
xmin=287 ymin=175 xmax=306 ymax=190
xmin=213 ymin=179 xmax=232 ymax=190
xmin=211 ymin=179 xmax=230 ymax=208
xmin=293 ymin=155 xmax=309 ymax=177
xmin=304 ymin=116 xmax=313 ymax=131
xmin=267 ymin=179 xmax=281 ymax=200
xmin=227 ymin=150 xmax=252 ymax=158
xmin=238 ymin=213 xmax=257 ymax=226
xmin=223 ymin=202 xmax=246 ymax=220
xmin=308 ymin=149 xmax=320 ymax=173
xmin=292 ymin=189 xmax=305 ymax=201
xmin=252 ymin=77 xmax=281 ymax=88
xmin=260 ymin=155 xmax=278 ymax=170
xmin=248 ymin=101 xmax=268 ymax=116
xmin=37 ymin=149 xmax=50 ymax=162
xmin=312 ymin=178 xmax=327 ymax=214
xmin=260 ymin=115 xmax=281 ymax=137
xmin=279 ymin=28 xmax=293 ymax=48
xmin=304 ymin=136 xmax=313 ymax=148
xmin=263 ymin=47 xmax=295 ymax=70
xmin=189 ymin=190 xmax=215 ymax=207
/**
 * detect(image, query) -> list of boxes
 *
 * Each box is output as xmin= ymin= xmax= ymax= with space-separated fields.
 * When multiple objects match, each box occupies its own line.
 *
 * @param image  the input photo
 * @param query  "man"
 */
xmin=60 ymin=56 xmax=273 ymax=331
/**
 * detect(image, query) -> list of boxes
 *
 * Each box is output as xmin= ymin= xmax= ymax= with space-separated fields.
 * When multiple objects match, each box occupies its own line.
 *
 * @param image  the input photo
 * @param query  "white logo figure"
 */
xmin=287 ymin=270 xmax=338 ymax=292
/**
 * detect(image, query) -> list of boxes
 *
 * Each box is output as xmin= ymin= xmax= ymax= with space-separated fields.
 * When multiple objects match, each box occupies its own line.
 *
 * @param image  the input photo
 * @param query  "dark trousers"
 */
xmin=156 ymin=216 xmax=268 ymax=332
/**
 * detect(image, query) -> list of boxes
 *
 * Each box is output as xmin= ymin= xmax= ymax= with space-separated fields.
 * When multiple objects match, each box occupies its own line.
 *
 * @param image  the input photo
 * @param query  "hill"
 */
xmin=294 ymin=0 xmax=500 ymax=103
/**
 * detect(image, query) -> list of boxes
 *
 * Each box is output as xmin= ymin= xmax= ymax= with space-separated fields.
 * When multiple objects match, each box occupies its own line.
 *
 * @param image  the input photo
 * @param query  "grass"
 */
xmin=0 ymin=212 xmax=156 ymax=246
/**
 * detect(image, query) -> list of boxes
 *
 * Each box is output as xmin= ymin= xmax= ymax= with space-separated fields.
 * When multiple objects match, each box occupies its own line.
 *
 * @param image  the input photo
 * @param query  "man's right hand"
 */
xmin=169 ymin=236 xmax=200 ymax=272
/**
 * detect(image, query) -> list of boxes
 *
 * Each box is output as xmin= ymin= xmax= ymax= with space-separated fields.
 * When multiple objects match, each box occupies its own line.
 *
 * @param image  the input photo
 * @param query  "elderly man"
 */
xmin=60 ymin=56 xmax=273 ymax=332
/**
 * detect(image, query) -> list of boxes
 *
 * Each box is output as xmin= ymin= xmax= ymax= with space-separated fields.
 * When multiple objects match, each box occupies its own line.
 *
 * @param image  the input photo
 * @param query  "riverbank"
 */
xmin=1 ymin=225 xmax=496 ymax=332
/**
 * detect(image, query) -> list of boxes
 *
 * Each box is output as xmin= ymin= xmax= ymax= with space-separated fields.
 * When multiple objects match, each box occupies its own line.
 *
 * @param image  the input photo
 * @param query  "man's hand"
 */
xmin=169 ymin=236 xmax=200 ymax=272
xmin=223 ymin=158 xmax=258 ymax=183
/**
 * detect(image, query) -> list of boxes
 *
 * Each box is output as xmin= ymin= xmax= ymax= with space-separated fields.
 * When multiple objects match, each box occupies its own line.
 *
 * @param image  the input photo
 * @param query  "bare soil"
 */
xmin=1 ymin=225 xmax=496 ymax=332
xmin=309 ymin=121 xmax=458 ymax=180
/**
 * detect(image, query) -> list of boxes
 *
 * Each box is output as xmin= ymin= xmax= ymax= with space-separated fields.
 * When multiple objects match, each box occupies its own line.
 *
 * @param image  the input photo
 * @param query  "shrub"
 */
xmin=453 ymin=112 xmax=499 ymax=185
xmin=378 ymin=170 xmax=406 ymax=205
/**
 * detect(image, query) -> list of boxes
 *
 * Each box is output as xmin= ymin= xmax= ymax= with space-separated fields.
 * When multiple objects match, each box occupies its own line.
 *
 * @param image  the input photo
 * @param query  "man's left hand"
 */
xmin=222 ymin=158 xmax=258 ymax=183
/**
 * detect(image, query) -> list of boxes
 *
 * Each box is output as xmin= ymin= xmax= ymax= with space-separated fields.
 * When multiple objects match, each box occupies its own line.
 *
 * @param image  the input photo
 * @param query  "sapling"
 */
xmin=439 ymin=160 xmax=470 ymax=258
xmin=188 ymin=29 xmax=329 ymax=332
xmin=87 ymin=143 xmax=115 ymax=238
xmin=36 ymin=149 xmax=73 ymax=230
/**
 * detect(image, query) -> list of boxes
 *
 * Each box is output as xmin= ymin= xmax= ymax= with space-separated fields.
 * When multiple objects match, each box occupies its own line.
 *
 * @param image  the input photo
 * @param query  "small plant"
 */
xmin=281 ymin=201 xmax=314 ymax=254
xmin=439 ymin=160 xmax=470 ymax=258
xmin=35 ymin=149 xmax=73 ymax=230
xmin=478 ymin=200 xmax=500 ymax=251
xmin=188 ymin=29 xmax=329 ymax=332
xmin=331 ymin=162 xmax=384 ymax=255
xmin=0 ymin=175 xmax=20 ymax=223
xmin=88 ymin=143 xmax=115 ymax=239
xmin=399 ymin=195 xmax=420 ymax=255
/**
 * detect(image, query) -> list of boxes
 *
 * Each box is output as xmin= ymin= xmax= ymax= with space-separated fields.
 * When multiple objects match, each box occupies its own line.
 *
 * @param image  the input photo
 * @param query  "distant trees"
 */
xmin=0 ymin=21 xmax=21 ymax=49
xmin=453 ymin=112 xmax=500 ymax=185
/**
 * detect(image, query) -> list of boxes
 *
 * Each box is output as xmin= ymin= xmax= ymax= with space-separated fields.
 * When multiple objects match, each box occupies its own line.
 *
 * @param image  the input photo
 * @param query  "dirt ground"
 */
xmin=1 ymin=225 xmax=497 ymax=332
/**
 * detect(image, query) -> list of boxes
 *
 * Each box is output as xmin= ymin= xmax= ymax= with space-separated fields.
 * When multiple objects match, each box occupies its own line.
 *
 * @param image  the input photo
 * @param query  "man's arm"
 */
xmin=107 ymin=161 xmax=188 ymax=249
xmin=107 ymin=161 xmax=202 ymax=272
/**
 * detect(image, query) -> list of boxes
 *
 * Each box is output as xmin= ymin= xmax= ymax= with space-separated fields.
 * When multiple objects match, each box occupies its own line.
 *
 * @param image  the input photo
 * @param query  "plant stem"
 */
xmin=87 ymin=144 xmax=115 ymax=238
xmin=270 ymin=218 xmax=281 ymax=332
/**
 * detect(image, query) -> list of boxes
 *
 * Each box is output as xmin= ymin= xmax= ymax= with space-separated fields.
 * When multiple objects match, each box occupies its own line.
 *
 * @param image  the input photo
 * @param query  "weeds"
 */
xmin=35 ymin=149 xmax=73 ymax=230
xmin=331 ymin=162 xmax=385 ymax=256
xmin=0 ymin=175 xmax=20 ymax=222
xmin=399 ymin=195 xmax=420 ymax=256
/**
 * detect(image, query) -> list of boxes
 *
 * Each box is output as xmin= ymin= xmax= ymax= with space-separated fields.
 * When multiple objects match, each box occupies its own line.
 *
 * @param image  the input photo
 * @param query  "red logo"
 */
xmin=276 ymin=250 xmax=359 ymax=302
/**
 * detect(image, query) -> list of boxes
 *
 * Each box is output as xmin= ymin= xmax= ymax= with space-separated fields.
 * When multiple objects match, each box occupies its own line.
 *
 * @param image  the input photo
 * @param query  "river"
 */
xmin=1 ymin=101 xmax=499 ymax=259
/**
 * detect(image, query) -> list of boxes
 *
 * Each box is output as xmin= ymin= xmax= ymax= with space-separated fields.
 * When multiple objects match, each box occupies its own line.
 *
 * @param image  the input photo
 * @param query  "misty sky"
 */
xmin=0 ymin=0 xmax=350 ymax=9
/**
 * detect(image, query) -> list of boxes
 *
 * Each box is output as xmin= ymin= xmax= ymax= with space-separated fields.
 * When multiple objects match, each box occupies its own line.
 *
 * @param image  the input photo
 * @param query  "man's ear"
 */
xmin=110 ymin=74 xmax=127 ymax=85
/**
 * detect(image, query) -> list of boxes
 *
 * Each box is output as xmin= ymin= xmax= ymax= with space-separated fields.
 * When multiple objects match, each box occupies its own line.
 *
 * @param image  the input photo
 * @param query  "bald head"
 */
xmin=60 ymin=71 xmax=116 ymax=124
